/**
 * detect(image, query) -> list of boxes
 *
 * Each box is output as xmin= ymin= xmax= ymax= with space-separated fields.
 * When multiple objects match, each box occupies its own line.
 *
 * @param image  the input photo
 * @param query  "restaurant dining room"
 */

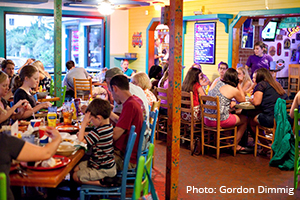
xmin=1 ymin=0 xmax=300 ymax=200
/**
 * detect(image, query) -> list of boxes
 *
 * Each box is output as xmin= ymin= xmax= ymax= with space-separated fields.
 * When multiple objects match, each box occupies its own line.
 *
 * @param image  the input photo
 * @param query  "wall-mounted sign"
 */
xmin=287 ymin=26 xmax=300 ymax=37
xmin=132 ymin=32 xmax=143 ymax=48
xmin=194 ymin=22 xmax=216 ymax=64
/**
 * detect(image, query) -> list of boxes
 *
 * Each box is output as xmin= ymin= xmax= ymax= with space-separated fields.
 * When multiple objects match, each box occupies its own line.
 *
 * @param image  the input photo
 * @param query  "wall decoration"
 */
xmin=285 ymin=52 xmax=289 ymax=57
xmin=194 ymin=22 xmax=216 ymax=64
xmin=276 ymin=59 xmax=285 ymax=71
xmin=280 ymin=29 xmax=286 ymax=35
xmin=292 ymin=39 xmax=296 ymax=43
xmin=287 ymin=26 xmax=300 ymax=37
xmin=277 ymin=43 xmax=282 ymax=56
xmin=296 ymin=33 xmax=300 ymax=41
xmin=291 ymin=49 xmax=297 ymax=61
xmin=132 ymin=32 xmax=143 ymax=48
xmin=241 ymin=19 xmax=254 ymax=49
xmin=284 ymin=38 xmax=291 ymax=49
xmin=269 ymin=46 xmax=276 ymax=56
xmin=276 ymin=35 xmax=283 ymax=40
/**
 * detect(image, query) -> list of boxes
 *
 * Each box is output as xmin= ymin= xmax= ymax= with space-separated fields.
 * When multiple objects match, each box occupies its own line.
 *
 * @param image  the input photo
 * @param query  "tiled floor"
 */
xmin=14 ymin=139 xmax=300 ymax=199
xmin=153 ymin=139 xmax=300 ymax=199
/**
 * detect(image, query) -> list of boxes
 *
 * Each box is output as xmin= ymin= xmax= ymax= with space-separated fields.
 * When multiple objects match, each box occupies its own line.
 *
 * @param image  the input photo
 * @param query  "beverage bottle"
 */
xmin=39 ymin=85 xmax=43 ymax=92
xmin=71 ymin=102 xmax=77 ymax=120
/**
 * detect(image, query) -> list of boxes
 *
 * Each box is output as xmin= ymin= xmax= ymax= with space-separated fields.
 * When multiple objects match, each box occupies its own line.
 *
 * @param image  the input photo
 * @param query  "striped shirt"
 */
xmin=84 ymin=124 xmax=115 ymax=170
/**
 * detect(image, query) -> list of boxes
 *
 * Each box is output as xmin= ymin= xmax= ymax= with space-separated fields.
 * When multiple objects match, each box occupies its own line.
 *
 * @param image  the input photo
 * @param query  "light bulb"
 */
xmin=98 ymin=1 xmax=115 ymax=15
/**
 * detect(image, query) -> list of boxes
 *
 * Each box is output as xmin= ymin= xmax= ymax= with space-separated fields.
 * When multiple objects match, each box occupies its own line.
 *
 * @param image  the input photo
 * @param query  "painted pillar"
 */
xmin=54 ymin=0 xmax=62 ymax=106
xmin=166 ymin=0 xmax=183 ymax=199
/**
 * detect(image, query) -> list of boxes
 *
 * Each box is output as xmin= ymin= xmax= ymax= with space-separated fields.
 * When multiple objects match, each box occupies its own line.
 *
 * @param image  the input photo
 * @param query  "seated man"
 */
xmin=109 ymin=75 xmax=145 ymax=170
xmin=62 ymin=60 xmax=90 ymax=100
xmin=105 ymin=67 xmax=149 ymax=120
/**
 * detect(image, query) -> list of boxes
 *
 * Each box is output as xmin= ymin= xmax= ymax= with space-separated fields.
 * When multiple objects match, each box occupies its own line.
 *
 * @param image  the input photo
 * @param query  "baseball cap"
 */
xmin=105 ymin=67 xmax=123 ymax=80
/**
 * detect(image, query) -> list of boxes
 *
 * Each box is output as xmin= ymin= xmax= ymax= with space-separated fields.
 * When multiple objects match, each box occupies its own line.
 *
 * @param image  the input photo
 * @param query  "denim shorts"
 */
xmin=257 ymin=113 xmax=274 ymax=128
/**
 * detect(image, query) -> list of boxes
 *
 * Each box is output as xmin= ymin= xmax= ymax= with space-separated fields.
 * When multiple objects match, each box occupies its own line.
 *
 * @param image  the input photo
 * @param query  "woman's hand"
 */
xmin=45 ymin=127 xmax=62 ymax=142
xmin=41 ymin=102 xmax=53 ymax=109
xmin=14 ymin=99 xmax=29 ymax=109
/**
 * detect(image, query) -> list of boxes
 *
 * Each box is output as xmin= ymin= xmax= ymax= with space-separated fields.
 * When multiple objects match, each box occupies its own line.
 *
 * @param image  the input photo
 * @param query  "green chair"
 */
xmin=133 ymin=143 xmax=157 ymax=200
xmin=294 ymin=109 xmax=300 ymax=189
xmin=49 ymin=79 xmax=54 ymax=96
xmin=0 ymin=172 xmax=7 ymax=200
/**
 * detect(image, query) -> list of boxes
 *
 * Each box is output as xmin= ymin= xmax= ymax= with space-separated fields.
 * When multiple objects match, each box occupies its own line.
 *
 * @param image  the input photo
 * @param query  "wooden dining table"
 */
xmin=235 ymin=102 xmax=256 ymax=110
xmin=38 ymin=96 xmax=60 ymax=102
xmin=10 ymin=149 xmax=84 ymax=188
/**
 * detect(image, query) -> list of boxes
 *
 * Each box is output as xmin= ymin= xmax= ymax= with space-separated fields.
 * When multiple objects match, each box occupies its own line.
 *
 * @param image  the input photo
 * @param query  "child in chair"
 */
xmin=73 ymin=98 xmax=116 ymax=184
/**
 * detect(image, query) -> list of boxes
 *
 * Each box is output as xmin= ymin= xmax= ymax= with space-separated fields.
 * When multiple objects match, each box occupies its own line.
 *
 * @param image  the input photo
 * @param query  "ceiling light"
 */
xmin=153 ymin=2 xmax=164 ymax=11
xmin=97 ymin=0 xmax=115 ymax=16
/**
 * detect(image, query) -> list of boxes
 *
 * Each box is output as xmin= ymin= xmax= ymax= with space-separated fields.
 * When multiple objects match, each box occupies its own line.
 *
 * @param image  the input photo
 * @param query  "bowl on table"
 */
xmin=37 ymin=92 xmax=49 ymax=99
xmin=56 ymin=144 xmax=77 ymax=156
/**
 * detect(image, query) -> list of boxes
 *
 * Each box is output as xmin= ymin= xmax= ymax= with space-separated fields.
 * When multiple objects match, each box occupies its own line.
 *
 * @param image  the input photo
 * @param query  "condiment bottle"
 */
xmin=71 ymin=102 xmax=77 ymax=120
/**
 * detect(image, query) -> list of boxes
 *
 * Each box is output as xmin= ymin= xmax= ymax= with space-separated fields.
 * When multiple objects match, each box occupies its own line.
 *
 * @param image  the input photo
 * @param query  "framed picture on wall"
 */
xmin=194 ymin=22 xmax=216 ymax=64
xmin=241 ymin=19 xmax=255 ymax=49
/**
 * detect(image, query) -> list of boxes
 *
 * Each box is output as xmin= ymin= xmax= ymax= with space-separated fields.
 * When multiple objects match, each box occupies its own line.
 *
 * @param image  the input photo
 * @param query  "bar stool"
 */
xmin=288 ymin=64 xmax=300 ymax=97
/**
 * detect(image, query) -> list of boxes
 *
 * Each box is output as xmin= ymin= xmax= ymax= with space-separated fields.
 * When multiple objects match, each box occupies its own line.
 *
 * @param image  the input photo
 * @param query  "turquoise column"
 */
xmin=54 ymin=0 xmax=62 ymax=106
xmin=105 ymin=16 xmax=111 ymax=68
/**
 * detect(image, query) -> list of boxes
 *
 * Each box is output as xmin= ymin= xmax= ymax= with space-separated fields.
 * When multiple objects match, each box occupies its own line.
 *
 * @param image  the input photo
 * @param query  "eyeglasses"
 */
xmin=219 ymin=67 xmax=227 ymax=70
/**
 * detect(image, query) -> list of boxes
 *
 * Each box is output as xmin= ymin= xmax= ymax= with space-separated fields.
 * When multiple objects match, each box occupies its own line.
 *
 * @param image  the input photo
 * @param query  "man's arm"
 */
xmin=113 ymin=126 xmax=125 ymax=141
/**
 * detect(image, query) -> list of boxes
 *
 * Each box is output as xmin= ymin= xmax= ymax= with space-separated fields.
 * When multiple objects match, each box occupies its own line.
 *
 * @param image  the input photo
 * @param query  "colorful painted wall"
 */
xmin=128 ymin=0 xmax=300 ymax=81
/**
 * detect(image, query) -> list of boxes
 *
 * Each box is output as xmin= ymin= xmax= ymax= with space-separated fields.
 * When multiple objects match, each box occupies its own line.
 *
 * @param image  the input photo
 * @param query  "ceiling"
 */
xmin=63 ymin=0 xmax=168 ymax=10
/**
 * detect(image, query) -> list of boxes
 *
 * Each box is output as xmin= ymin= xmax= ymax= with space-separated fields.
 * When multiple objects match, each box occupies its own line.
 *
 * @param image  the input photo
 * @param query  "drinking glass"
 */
xmin=63 ymin=111 xmax=73 ymax=125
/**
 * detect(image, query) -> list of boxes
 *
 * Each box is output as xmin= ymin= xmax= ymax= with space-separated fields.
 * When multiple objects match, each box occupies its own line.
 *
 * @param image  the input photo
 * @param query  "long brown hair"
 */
xmin=237 ymin=67 xmax=253 ymax=88
xmin=12 ymin=65 xmax=38 ymax=93
xmin=159 ymin=67 xmax=169 ymax=88
xmin=182 ymin=67 xmax=202 ymax=92
xmin=255 ymin=68 xmax=285 ymax=95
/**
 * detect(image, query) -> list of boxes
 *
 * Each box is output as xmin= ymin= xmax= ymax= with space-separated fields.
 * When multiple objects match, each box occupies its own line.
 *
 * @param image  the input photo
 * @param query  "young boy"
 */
xmin=73 ymin=98 xmax=116 ymax=185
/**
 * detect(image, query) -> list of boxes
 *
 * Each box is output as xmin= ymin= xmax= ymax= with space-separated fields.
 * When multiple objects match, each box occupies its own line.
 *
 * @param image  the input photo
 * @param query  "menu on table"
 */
xmin=194 ymin=22 xmax=216 ymax=64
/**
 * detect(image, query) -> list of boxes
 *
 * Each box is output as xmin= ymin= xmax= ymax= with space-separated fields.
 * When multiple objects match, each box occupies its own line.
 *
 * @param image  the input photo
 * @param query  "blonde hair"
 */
xmin=0 ymin=71 xmax=8 ymax=84
xmin=131 ymin=72 xmax=151 ymax=90
xmin=237 ymin=67 xmax=253 ymax=88
xmin=32 ymin=60 xmax=51 ymax=79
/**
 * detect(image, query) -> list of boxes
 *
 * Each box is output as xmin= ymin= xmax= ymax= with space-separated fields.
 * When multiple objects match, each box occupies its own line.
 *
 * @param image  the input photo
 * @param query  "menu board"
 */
xmin=194 ymin=22 xmax=216 ymax=64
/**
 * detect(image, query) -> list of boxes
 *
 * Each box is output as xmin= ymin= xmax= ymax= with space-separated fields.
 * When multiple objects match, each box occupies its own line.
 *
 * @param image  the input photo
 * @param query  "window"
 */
xmin=5 ymin=13 xmax=104 ymax=73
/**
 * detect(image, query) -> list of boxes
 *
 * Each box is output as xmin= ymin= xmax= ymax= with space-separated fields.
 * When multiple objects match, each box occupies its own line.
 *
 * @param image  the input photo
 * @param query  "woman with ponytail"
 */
xmin=12 ymin=65 xmax=52 ymax=120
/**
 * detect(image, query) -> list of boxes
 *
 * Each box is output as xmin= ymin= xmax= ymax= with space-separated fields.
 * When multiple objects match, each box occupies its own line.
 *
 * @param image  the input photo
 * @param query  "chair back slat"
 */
xmin=0 ymin=172 xmax=6 ymax=200
xmin=137 ymin=120 xmax=147 ymax=167
xmin=73 ymin=78 xmax=92 ymax=99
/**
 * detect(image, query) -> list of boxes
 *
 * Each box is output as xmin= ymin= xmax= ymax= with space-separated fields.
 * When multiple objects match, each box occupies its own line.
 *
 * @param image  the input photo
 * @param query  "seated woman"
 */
xmin=290 ymin=91 xmax=300 ymax=119
xmin=248 ymin=68 xmax=287 ymax=147
xmin=0 ymin=71 xmax=30 ymax=126
xmin=0 ymin=127 xmax=61 ymax=200
xmin=32 ymin=60 xmax=52 ymax=92
xmin=191 ymin=63 xmax=211 ymax=88
xmin=237 ymin=66 xmax=253 ymax=94
xmin=148 ymin=65 xmax=163 ymax=89
xmin=131 ymin=72 xmax=157 ymax=106
xmin=12 ymin=65 xmax=52 ymax=120
xmin=209 ymin=61 xmax=229 ymax=91
xmin=181 ymin=66 xmax=206 ymax=121
xmin=204 ymin=68 xmax=248 ymax=152
xmin=157 ymin=67 xmax=169 ymax=115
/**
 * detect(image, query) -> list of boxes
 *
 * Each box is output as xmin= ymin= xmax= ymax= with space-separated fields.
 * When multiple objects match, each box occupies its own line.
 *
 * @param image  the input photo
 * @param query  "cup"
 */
xmin=63 ymin=111 xmax=73 ymax=125
xmin=39 ymin=126 xmax=49 ymax=144
xmin=30 ymin=119 xmax=42 ymax=127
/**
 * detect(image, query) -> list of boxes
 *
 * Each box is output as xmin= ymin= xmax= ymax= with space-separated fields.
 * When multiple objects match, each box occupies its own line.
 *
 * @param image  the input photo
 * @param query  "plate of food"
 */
xmin=56 ymin=125 xmax=79 ymax=134
xmin=239 ymin=102 xmax=252 ymax=105
xmin=20 ymin=155 xmax=70 ymax=170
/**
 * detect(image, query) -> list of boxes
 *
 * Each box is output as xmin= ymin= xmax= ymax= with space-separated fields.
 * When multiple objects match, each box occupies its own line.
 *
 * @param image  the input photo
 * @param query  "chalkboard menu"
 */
xmin=194 ymin=22 xmax=216 ymax=64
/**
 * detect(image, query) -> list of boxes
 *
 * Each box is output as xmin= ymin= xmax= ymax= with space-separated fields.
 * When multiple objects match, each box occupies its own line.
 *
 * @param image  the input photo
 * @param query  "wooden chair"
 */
xmin=133 ymin=144 xmax=156 ymax=200
xmin=199 ymin=95 xmax=237 ymax=159
xmin=293 ymin=109 xmax=300 ymax=189
xmin=288 ymin=64 xmax=300 ymax=97
xmin=154 ymin=87 xmax=168 ymax=138
xmin=254 ymin=119 xmax=276 ymax=159
xmin=286 ymin=99 xmax=293 ymax=114
xmin=80 ymin=129 xmax=137 ymax=200
xmin=180 ymin=91 xmax=201 ymax=153
xmin=73 ymin=78 xmax=92 ymax=100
